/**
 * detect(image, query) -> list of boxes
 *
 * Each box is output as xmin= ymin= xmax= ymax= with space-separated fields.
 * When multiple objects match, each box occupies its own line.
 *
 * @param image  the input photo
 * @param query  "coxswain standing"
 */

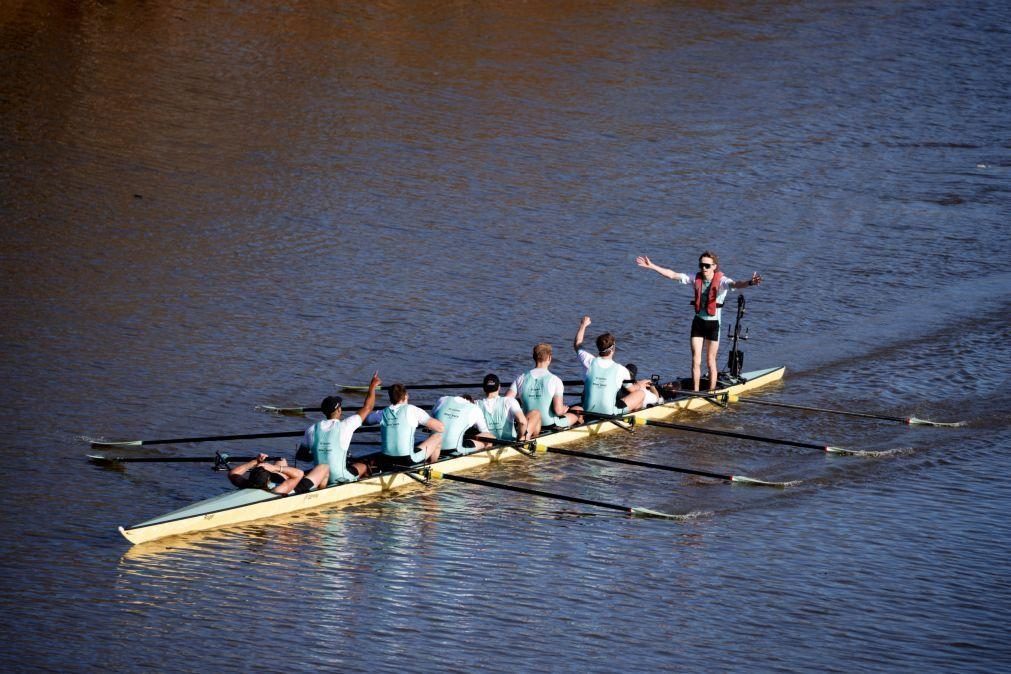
xmin=636 ymin=251 xmax=762 ymax=391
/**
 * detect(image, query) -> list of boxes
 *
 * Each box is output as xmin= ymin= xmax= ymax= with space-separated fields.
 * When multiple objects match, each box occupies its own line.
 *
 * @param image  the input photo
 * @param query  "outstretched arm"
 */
xmin=635 ymin=255 xmax=681 ymax=280
xmin=355 ymin=371 xmax=382 ymax=422
xmin=731 ymin=272 xmax=763 ymax=290
xmin=573 ymin=315 xmax=591 ymax=353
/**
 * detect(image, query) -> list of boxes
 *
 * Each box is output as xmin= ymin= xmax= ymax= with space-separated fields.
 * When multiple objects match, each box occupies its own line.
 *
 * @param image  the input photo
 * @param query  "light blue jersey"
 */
xmin=310 ymin=420 xmax=358 ymax=485
xmin=480 ymin=397 xmax=516 ymax=441
xmin=434 ymin=396 xmax=486 ymax=454
xmin=518 ymin=370 xmax=569 ymax=428
xmin=582 ymin=357 xmax=626 ymax=415
xmin=381 ymin=404 xmax=426 ymax=464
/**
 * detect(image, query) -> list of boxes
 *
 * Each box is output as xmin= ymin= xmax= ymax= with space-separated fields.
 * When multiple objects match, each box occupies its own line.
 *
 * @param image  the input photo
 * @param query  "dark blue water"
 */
xmin=2 ymin=1 xmax=1009 ymax=671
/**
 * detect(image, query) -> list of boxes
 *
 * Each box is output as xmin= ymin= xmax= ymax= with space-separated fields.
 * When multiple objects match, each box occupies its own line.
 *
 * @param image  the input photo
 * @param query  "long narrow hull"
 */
xmin=120 ymin=366 xmax=785 ymax=545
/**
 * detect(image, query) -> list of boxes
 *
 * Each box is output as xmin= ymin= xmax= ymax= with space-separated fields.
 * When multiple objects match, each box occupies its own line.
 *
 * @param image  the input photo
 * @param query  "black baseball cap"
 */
xmin=482 ymin=373 xmax=500 ymax=392
xmin=321 ymin=395 xmax=343 ymax=417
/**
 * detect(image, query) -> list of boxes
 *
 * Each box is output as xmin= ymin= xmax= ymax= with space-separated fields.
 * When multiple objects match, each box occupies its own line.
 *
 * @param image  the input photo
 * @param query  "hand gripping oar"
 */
xmin=421 ymin=468 xmax=684 ymax=519
xmin=733 ymin=397 xmax=965 ymax=427
xmin=84 ymin=426 xmax=380 ymax=448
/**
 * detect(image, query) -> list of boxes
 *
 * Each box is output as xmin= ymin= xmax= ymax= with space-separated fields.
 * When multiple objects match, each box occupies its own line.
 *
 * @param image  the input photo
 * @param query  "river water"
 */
xmin=2 ymin=1 xmax=1009 ymax=671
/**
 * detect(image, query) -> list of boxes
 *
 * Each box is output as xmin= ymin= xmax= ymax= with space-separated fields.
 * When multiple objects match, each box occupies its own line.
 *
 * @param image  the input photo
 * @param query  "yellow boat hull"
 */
xmin=120 ymin=366 xmax=785 ymax=545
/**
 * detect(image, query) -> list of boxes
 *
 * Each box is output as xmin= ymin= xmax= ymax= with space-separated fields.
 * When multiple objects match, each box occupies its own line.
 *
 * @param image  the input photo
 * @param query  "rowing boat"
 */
xmin=118 ymin=366 xmax=785 ymax=545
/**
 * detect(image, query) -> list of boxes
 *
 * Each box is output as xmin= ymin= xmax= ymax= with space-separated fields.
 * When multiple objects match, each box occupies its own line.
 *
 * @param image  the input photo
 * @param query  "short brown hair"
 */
xmin=388 ymin=383 xmax=407 ymax=404
xmin=532 ymin=343 xmax=553 ymax=362
xmin=699 ymin=250 xmax=719 ymax=267
xmin=596 ymin=332 xmax=615 ymax=355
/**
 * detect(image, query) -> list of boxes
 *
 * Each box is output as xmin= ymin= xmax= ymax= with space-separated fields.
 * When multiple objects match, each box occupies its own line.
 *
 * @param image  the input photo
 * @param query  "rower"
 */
xmin=432 ymin=394 xmax=496 ymax=455
xmin=378 ymin=383 xmax=444 ymax=469
xmin=506 ymin=342 xmax=581 ymax=437
xmin=300 ymin=372 xmax=381 ymax=485
xmin=477 ymin=373 xmax=531 ymax=442
xmin=573 ymin=315 xmax=645 ymax=415
xmin=624 ymin=363 xmax=662 ymax=407
xmin=229 ymin=453 xmax=329 ymax=495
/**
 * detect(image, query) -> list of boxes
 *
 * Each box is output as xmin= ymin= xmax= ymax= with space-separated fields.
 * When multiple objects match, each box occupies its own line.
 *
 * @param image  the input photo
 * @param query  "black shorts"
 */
xmin=691 ymin=316 xmax=721 ymax=341
xmin=292 ymin=477 xmax=315 ymax=494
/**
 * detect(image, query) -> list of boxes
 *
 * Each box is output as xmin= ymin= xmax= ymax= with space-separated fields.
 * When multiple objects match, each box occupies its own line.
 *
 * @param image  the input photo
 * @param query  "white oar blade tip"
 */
xmin=908 ymin=416 xmax=965 ymax=428
xmin=630 ymin=507 xmax=693 ymax=520
xmin=731 ymin=475 xmax=797 ymax=488
xmin=88 ymin=439 xmax=141 ymax=448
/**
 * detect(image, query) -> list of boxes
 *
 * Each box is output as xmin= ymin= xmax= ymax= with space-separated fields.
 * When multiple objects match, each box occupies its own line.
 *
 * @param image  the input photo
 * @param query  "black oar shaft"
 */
xmin=435 ymin=472 xmax=630 ymax=513
xmin=644 ymin=419 xmax=827 ymax=450
xmin=545 ymin=446 xmax=733 ymax=482
xmin=87 ymin=455 xmax=277 ymax=464
xmin=90 ymin=426 xmax=380 ymax=448
xmin=736 ymin=398 xmax=908 ymax=423
xmin=94 ymin=430 xmax=301 ymax=447
xmin=342 ymin=380 xmax=590 ymax=392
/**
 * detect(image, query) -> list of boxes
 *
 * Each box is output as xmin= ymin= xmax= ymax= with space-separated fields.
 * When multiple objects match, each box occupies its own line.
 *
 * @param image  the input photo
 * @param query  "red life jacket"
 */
xmin=692 ymin=271 xmax=724 ymax=315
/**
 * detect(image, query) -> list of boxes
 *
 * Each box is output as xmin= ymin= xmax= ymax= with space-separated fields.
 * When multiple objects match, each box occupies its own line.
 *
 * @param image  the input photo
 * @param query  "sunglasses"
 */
xmin=699 ymin=262 xmax=714 ymax=269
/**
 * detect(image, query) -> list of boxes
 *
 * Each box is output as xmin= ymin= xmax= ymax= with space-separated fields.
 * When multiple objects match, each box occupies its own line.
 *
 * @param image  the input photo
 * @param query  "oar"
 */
xmin=541 ymin=446 xmax=795 ymax=487
xmin=87 ymin=453 xmax=281 ymax=465
xmin=734 ymin=397 xmax=965 ymax=427
xmin=85 ymin=426 xmax=380 ymax=448
xmin=337 ymin=379 xmax=588 ymax=393
xmin=256 ymin=403 xmax=435 ymax=416
xmin=581 ymin=411 xmax=865 ymax=456
xmin=423 ymin=468 xmax=683 ymax=519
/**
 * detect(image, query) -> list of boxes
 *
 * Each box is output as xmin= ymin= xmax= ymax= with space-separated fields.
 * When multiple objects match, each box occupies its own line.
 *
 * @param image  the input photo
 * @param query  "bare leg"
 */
xmin=705 ymin=338 xmax=720 ymax=390
xmin=307 ymin=463 xmax=331 ymax=486
xmin=621 ymin=389 xmax=647 ymax=412
xmin=690 ymin=336 xmax=705 ymax=391
xmin=525 ymin=409 xmax=543 ymax=438
xmin=349 ymin=460 xmax=369 ymax=478
xmin=419 ymin=433 xmax=442 ymax=462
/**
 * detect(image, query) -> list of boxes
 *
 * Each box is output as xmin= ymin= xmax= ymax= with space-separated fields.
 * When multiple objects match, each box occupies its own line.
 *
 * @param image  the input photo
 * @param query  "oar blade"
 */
xmin=908 ymin=416 xmax=965 ymax=428
xmin=826 ymin=446 xmax=909 ymax=458
xmin=730 ymin=475 xmax=800 ymax=488
xmin=629 ymin=507 xmax=695 ymax=520
xmin=254 ymin=404 xmax=316 ymax=417
xmin=88 ymin=439 xmax=142 ymax=448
